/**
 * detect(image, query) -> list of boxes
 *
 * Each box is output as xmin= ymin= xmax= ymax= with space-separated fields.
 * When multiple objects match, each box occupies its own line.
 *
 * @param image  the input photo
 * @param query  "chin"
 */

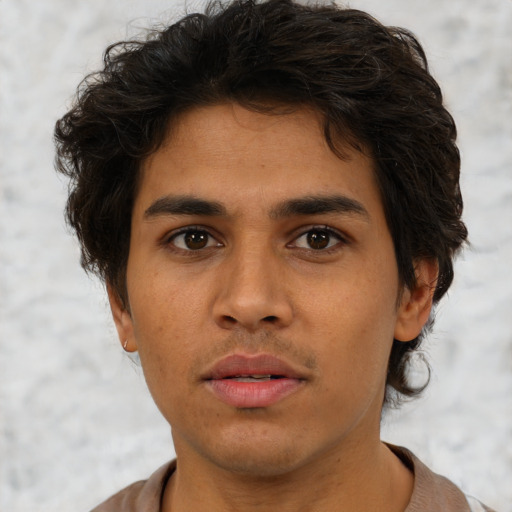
xmin=197 ymin=426 xmax=320 ymax=478
xmin=209 ymin=449 xmax=309 ymax=478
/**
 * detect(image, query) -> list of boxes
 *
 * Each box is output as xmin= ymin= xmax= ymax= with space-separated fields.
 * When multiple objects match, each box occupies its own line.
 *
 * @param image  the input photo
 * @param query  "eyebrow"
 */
xmin=144 ymin=195 xmax=227 ymax=218
xmin=269 ymin=195 xmax=369 ymax=220
xmin=143 ymin=194 xmax=369 ymax=221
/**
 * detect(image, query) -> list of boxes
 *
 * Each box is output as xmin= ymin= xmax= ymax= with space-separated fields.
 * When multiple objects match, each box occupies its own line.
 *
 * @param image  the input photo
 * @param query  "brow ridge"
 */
xmin=269 ymin=195 xmax=369 ymax=220
xmin=143 ymin=194 xmax=369 ymax=221
xmin=144 ymin=195 xmax=226 ymax=218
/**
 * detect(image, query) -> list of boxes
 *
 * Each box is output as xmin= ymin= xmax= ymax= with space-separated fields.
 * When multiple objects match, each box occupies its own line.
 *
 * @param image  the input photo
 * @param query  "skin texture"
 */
xmin=109 ymin=104 xmax=436 ymax=512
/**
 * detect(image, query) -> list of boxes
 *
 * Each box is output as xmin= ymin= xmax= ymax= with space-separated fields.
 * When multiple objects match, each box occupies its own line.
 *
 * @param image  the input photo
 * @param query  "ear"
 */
xmin=107 ymin=284 xmax=137 ymax=352
xmin=394 ymin=259 xmax=438 ymax=342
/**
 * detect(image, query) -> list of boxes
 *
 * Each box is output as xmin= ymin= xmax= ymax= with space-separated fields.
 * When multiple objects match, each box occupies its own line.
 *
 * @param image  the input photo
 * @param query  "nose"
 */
xmin=213 ymin=244 xmax=294 ymax=332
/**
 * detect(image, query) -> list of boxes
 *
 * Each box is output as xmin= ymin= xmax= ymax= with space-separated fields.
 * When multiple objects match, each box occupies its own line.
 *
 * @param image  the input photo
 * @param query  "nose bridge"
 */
xmin=214 ymin=236 xmax=292 ymax=330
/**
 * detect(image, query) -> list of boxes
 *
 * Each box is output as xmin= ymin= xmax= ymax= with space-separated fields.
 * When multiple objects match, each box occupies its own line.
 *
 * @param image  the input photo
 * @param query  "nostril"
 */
xmin=263 ymin=315 xmax=278 ymax=323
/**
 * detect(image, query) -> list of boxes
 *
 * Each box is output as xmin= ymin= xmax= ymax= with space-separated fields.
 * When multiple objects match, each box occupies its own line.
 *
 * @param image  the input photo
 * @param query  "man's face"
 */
xmin=112 ymin=104 xmax=426 ymax=476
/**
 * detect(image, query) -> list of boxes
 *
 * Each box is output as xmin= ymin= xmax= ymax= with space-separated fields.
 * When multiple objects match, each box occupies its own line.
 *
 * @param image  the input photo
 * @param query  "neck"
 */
xmin=162 ymin=438 xmax=413 ymax=512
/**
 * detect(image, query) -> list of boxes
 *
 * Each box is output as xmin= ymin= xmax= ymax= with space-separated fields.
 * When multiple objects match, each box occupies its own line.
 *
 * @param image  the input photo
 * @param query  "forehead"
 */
xmin=136 ymin=103 xmax=381 ymax=217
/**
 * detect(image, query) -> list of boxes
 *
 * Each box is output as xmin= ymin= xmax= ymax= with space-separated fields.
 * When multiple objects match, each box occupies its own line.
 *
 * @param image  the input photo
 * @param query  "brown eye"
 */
xmin=170 ymin=229 xmax=220 ymax=251
xmin=292 ymin=228 xmax=343 ymax=251
xmin=184 ymin=231 xmax=209 ymax=250
xmin=307 ymin=230 xmax=330 ymax=250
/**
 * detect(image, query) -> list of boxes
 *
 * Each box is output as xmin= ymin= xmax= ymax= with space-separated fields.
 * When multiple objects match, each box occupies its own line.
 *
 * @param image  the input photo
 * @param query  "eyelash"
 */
xmin=288 ymin=225 xmax=348 ymax=253
xmin=163 ymin=225 xmax=348 ymax=254
xmin=164 ymin=226 xmax=222 ymax=252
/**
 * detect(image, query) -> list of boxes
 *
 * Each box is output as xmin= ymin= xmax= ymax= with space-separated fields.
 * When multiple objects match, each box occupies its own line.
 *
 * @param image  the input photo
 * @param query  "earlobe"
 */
xmin=394 ymin=259 xmax=438 ymax=342
xmin=107 ymin=284 xmax=137 ymax=352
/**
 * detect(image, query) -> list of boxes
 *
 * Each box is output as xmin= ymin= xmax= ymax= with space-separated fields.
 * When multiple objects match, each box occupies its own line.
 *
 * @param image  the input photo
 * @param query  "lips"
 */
xmin=204 ymin=354 xmax=305 ymax=408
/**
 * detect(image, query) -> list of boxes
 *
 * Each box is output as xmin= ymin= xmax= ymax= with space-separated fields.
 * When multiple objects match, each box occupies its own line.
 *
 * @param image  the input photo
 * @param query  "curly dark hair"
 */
xmin=54 ymin=0 xmax=467 ymax=406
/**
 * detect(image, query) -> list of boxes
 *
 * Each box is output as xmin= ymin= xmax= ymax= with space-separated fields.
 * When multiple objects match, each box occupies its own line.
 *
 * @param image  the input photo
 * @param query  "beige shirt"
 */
xmin=90 ymin=446 xmax=495 ymax=512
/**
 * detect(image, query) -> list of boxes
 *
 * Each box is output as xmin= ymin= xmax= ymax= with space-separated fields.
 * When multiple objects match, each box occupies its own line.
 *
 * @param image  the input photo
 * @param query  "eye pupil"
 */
xmin=307 ymin=230 xmax=330 ymax=250
xmin=185 ymin=231 xmax=209 ymax=250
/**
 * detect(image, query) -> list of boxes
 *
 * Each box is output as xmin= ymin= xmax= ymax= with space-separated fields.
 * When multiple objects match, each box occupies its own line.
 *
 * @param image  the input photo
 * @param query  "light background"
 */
xmin=0 ymin=0 xmax=511 ymax=510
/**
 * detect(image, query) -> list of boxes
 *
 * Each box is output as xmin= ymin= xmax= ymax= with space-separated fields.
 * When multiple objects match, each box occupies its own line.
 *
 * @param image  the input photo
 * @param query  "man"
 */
xmin=54 ymin=0 xmax=494 ymax=510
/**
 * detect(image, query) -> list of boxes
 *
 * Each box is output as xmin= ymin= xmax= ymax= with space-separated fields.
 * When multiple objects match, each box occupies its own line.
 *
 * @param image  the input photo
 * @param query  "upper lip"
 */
xmin=203 ymin=353 xmax=305 ymax=380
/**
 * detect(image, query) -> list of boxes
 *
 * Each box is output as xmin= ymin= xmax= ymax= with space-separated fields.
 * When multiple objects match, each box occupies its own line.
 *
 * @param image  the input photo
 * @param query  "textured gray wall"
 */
xmin=1 ymin=1 xmax=511 ymax=511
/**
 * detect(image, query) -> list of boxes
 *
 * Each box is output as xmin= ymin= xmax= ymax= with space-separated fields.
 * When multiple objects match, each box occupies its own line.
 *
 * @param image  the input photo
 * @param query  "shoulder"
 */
xmin=387 ymin=445 xmax=496 ymax=512
xmin=465 ymin=495 xmax=497 ymax=512
xmin=90 ymin=461 xmax=176 ymax=512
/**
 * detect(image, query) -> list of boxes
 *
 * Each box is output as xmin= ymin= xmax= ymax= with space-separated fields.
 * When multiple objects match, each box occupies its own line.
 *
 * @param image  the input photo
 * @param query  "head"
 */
xmin=54 ymin=0 xmax=467 ymax=407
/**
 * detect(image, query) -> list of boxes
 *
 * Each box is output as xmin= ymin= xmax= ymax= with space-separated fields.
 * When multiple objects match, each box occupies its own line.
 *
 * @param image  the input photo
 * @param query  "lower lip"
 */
xmin=206 ymin=378 xmax=303 ymax=408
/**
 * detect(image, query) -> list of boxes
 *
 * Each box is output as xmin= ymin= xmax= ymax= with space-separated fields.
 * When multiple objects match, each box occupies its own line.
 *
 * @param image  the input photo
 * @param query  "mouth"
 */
xmin=222 ymin=375 xmax=285 ymax=382
xmin=203 ymin=354 xmax=305 ymax=408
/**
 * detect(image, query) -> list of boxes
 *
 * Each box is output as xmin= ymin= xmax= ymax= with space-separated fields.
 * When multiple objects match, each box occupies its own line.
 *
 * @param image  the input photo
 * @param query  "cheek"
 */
xmin=131 ymin=297 xmax=198 ymax=422
xmin=129 ymin=267 xmax=208 ymax=340
xmin=301 ymin=270 xmax=398 ymax=338
xmin=128 ymin=283 xmax=200 ymax=386
xmin=300 ymin=269 xmax=398 ymax=380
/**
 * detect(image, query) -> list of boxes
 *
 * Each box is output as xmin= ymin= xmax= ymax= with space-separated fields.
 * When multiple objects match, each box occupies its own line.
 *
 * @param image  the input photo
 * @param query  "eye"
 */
xmin=292 ymin=227 xmax=345 ymax=251
xmin=169 ymin=228 xmax=221 ymax=251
